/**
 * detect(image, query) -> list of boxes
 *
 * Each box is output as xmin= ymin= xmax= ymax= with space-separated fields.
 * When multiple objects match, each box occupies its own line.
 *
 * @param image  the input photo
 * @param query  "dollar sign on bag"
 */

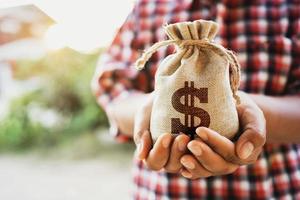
xmin=171 ymin=81 xmax=210 ymax=138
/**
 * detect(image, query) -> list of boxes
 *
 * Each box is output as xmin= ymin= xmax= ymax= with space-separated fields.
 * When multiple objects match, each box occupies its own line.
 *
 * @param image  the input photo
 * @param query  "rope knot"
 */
xmin=176 ymin=39 xmax=210 ymax=49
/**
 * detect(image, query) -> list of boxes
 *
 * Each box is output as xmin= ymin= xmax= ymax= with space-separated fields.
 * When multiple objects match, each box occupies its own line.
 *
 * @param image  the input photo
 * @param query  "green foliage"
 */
xmin=0 ymin=92 xmax=47 ymax=150
xmin=0 ymin=48 xmax=108 ymax=151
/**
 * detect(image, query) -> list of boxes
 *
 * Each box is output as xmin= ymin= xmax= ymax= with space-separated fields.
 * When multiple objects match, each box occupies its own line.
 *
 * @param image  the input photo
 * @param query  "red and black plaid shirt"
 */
xmin=92 ymin=0 xmax=300 ymax=199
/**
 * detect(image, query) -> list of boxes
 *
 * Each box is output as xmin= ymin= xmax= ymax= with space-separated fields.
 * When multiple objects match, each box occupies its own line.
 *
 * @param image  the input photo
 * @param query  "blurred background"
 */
xmin=0 ymin=1 xmax=135 ymax=199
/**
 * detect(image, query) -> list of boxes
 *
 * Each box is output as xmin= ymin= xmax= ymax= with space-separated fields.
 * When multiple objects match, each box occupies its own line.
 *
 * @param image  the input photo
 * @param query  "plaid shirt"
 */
xmin=92 ymin=0 xmax=300 ymax=199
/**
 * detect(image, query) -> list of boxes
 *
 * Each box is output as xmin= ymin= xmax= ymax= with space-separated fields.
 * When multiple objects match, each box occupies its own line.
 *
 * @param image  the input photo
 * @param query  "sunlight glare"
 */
xmin=37 ymin=0 xmax=135 ymax=52
xmin=44 ymin=24 xmax=67 ymax=50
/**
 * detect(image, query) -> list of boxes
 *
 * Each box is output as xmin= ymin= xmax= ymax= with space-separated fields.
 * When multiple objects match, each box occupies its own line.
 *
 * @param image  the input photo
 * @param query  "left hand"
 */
xmin=180 ymin=92 xmax=266 ymax=179
xmin=133 ymin=92 xmax=191 ymax=173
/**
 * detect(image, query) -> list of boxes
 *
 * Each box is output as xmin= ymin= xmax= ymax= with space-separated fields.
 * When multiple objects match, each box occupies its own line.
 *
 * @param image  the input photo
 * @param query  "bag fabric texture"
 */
xmin=135 ymin=20 xmax=241 ymax=140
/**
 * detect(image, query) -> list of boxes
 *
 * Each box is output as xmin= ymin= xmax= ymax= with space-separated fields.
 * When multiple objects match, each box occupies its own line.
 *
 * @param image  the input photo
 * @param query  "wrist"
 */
xmin=248 ymin=94 xmax=280 ymax=143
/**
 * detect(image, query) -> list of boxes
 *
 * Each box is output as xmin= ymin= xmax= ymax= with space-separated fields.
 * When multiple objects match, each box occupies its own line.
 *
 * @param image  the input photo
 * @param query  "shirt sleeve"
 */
xmin=285 ymin=10 xmax=300 ymax=95
xmin=91 ymin=3 xmax=155 ymax=142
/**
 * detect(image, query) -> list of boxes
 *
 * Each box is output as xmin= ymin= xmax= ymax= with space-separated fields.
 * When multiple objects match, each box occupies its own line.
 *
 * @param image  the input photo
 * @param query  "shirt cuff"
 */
xmin=106 ymin=90 xmax=142 ymax=143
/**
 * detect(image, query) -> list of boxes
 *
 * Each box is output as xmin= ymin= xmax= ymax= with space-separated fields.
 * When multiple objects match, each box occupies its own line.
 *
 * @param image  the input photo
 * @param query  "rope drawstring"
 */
xmin=135 ymin=39 xmax=241 ymax=104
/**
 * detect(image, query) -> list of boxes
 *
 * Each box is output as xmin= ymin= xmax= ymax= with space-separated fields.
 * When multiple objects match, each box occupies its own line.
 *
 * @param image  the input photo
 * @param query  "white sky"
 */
xmin=0 ymin=0 xmax=135 ymax=52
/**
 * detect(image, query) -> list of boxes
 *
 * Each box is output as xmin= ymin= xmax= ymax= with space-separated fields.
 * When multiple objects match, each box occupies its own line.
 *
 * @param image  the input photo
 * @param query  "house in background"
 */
xmin=0 ymin=4 xmax=54 ymax=118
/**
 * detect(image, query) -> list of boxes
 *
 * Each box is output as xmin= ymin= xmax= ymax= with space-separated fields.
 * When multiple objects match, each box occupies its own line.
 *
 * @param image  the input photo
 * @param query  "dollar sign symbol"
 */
xmin=171 ymin=81 xmax=210 ymax=138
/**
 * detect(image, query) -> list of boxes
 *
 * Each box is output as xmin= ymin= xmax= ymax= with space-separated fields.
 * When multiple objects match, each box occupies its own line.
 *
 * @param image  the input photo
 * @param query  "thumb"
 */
xmin=133 ymin=95 xmax=153 ymax=160
xmin=236 ymin=105 xmax=266 ymax=160
xmin=236 ymin=129 xmax=265 ymax=160
xmin=134 ymin=116 xmax=152 ymax=160
xmin=133 ymin=93 xmax=154 ymax=140
xmin=134 ymin=130 xmax=152 ymax=160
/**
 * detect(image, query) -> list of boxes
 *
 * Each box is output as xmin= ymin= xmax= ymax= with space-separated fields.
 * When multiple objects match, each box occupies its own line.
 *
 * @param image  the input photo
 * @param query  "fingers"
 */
xmin=133 ymin=94 xmax=154 ymax=160
xmin=164 ymin=134 xmax=190 ymax=172
xmin=195 ymin=127 xmax=235 ymax=160
xmin=236 ymin=105 xmax=266 ymax=160
xmin=194 ymin=103 xmax=266 ymax=164
xmin=133 ymin=105 xmax=152 ymax=144
xmin=133 ymin=109 xmax=153 ymax=160
xmin=133 ymin=94 xmax=178 ymax=171
xmin=180 ymin=154 xmax=212 ymax=179
xmin=135 ymin=130 xmax=153 ymax=160
xmin=133 ymin=93 xmax=154 ymax=144
xmin=145 ymin=133 xmax=173 ymax=170
xmin=187 ymin=140 xmax=238 ymax=175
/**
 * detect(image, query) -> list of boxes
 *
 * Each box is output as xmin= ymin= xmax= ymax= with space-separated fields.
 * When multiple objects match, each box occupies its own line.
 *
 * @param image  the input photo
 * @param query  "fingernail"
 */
xmin=178 ymin=140 xmax=186 ymax=152
xmin=240 ymin=142 xmax=254 ymax=159
xmin=197 ymin=128 xmax=208 ymax=141
xmin=181 ymin=159 xmax=195 ymax=169
xmin=162 ymin=135 xmax=171 ymax=148
xmin=188 ymin=144 xmax=202 ymax=156
xmin=182 ymin=171 xmax=192 ymax=178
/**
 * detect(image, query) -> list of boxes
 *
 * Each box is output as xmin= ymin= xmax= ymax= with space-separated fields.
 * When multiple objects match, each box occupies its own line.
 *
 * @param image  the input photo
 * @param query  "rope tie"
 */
xmin=135 ymin=39 xmax=241 ymax=104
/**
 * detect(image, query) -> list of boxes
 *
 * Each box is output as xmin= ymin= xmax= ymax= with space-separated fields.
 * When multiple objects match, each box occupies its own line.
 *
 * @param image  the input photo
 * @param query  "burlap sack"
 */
xmin=135 ymin=20 xmax=241 ymax=140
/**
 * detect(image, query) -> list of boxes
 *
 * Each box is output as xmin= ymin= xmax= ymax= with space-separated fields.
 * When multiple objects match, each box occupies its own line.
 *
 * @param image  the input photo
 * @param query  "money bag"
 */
xmin=135 ymin=20 xmax=241 ymax=140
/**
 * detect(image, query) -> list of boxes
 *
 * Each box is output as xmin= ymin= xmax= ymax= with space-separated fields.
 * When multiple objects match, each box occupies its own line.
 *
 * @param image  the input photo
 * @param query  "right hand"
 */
xmin=134 ymin=93 xmax=190 ymax=173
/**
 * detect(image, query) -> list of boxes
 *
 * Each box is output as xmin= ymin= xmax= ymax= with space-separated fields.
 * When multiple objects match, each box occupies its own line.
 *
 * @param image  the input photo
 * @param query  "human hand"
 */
xmin=180 ymin=92 xmax=266 ymax=179
xmin=134 ymin=93 xmax=190 ymax=173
